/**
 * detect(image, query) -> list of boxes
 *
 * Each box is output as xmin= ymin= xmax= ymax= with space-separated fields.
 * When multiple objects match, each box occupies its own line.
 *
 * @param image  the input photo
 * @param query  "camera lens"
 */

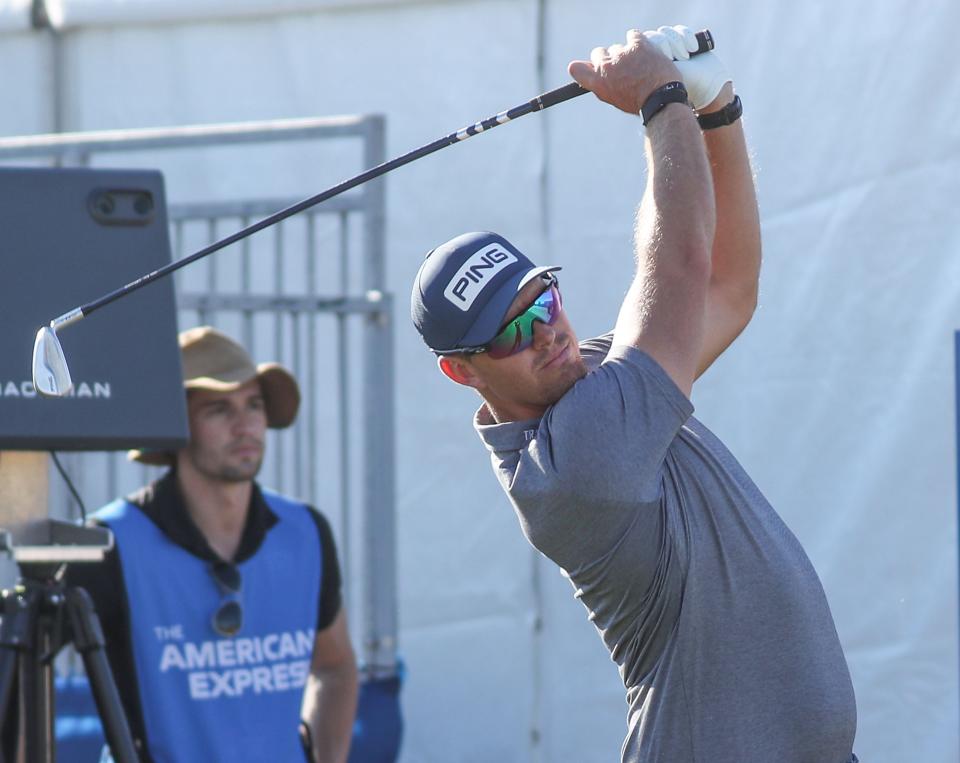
xmin=96 ymin=194 xmax=115 ymax=215
xmin=134 ymin=193 xmax=153 ymax=216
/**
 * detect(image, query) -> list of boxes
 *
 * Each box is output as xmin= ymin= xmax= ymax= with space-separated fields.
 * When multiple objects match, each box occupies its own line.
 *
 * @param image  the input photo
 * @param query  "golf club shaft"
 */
xmin=50 ymin=29 xmax=713 ymax=330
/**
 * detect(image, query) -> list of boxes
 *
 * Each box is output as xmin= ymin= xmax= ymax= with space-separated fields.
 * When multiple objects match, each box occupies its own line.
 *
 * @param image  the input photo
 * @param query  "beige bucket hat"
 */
xmin=129 ymin=326 xmax=300 ymax=466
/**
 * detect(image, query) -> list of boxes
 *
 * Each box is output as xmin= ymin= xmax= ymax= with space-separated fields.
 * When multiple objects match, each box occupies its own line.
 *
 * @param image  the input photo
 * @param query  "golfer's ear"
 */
xmin=437 ymin=355 xmax=479 ymax=388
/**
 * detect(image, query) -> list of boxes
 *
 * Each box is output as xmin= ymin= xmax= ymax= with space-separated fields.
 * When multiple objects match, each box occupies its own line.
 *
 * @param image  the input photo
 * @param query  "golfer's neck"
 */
xmin=176 ymin=467 xmax=252 ymax=561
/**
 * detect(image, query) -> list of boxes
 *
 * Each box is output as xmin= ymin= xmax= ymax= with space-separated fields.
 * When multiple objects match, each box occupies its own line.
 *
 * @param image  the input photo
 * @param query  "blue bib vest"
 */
xmin=98 ymin=490 xmax=321 ymax=763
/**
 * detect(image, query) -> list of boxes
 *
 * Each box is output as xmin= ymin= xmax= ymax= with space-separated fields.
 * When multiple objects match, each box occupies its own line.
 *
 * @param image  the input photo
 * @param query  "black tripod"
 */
xmin=0 ymin=519 xmax=138 ymax=763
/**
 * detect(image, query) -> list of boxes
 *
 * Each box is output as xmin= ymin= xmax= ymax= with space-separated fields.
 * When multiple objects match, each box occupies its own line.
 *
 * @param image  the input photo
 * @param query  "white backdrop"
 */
xmin=2 ymin=1 xmax=958 ymax=760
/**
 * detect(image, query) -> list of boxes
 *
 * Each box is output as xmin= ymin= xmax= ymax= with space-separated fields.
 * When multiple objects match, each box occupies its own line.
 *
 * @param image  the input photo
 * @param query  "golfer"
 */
xmin=410 ymin=25 xmax=857 ymax=762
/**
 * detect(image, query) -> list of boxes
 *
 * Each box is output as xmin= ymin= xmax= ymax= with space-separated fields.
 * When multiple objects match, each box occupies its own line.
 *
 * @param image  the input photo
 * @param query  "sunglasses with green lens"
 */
xmin=466 ymin=276 xmax=562 ymax=359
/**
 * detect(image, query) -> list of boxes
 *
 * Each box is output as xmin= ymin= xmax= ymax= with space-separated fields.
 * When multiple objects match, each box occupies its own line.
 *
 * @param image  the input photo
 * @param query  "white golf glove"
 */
xmin=643 ymin=25 xmax=731 ymax=111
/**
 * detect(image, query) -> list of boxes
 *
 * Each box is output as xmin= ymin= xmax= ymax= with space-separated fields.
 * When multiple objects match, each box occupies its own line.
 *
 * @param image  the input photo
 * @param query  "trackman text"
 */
xmin=443 ymin=244 xmax=517 ymax=311
xmin=0 ymin=380 xmax=111 ymax=399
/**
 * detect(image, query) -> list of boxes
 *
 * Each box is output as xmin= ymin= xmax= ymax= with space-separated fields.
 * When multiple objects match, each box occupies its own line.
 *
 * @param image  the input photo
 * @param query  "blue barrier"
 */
xmin=55 ymin=666 xmax=404 ymax=762
xmin=55 ymin=674 xmax=111 ymax=762
xmin=349 ymin=668 xmax=404 ymax=763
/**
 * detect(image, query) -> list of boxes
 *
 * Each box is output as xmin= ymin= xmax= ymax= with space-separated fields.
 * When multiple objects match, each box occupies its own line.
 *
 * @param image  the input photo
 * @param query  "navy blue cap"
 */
xmin=411 ymin=232 xmax=561 ymax=354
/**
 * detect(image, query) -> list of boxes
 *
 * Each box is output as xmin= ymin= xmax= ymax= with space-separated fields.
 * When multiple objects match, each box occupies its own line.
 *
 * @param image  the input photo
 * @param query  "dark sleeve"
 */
xmin=63 ymin=527 xmax=152 ymax=760
xmin=306 ymin=507 xmax=343 ymax=632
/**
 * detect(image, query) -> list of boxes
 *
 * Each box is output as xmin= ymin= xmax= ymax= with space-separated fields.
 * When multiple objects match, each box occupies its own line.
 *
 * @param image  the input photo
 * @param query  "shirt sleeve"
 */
xmin=542 ymin=345 xmax=691 ymax=491
xmin=306 ymin=507 xmax=343 ymax=632
xmin=507 ymin=345 xmax=693 ymax=564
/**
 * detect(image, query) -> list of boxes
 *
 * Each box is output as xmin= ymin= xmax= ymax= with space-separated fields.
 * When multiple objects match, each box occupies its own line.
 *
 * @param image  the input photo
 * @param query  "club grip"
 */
xmin=533 ymin=28 xmax=715 ymax=110
xmin=692 ymin=29 xmax=714 ymax=55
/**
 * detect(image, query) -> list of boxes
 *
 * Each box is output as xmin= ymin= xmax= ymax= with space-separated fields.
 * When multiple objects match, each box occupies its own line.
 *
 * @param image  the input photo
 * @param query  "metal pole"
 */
xmin=359 ymin=116 xmax=397 ymax=676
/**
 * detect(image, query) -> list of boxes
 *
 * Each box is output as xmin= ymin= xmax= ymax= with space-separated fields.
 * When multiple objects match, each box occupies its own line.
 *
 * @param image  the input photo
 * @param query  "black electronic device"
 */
xmin=0 ymin=166 xmax=188 ymax=450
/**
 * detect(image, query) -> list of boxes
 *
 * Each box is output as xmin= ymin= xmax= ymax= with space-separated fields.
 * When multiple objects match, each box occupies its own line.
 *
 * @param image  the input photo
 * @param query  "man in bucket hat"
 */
xmin=67 ymin=326 xmax=358 ymax=763
xmin=411 ymin=26 xmax=856 ymax=763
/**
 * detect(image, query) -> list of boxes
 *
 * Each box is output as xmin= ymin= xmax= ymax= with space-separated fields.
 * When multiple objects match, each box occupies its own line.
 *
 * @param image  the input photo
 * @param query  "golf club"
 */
xmin=32 ymin=29 xmax=714 ymax=398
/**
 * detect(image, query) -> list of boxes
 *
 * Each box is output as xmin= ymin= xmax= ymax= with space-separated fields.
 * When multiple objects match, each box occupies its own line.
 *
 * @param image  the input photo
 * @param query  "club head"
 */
xmin=32 ymin=326 xmax=73 ymax=398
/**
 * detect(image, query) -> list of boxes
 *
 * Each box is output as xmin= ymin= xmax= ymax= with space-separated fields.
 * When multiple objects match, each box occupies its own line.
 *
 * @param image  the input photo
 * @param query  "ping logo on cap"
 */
xmin=443 ymin=244 xmax=517 ymax=311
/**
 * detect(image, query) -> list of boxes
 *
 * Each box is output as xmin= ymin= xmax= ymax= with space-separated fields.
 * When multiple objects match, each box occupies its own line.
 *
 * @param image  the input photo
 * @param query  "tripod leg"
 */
xmin=0 ymin=584 xmax=57 ymax=763
xmin=0 ymin=588 xmax=34 ymax=762
xmin=0 ymin=590 xmax=30 ymax=730
xmin=65 ymin=587 xmax=139 ymax=763
xmin=21 ymin=611 xmax=55 ymax=763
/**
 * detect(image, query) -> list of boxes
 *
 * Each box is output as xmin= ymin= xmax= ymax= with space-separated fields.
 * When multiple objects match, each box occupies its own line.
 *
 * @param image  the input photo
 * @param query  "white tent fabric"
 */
xmin=42 ymin=0 xmax=413 ymax=29
xmin=2 ymin=0 xmax=959 ymax=760
xmin=0 ymin=0 xmax=33 ymax=31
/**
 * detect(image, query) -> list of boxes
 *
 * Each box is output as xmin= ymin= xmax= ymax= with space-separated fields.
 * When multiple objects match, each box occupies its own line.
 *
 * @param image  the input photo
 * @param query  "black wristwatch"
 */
xmin=697 ymin=95 xmax=743 ymax=130
xmin=641 ymin=81 xmax=690 ymax=126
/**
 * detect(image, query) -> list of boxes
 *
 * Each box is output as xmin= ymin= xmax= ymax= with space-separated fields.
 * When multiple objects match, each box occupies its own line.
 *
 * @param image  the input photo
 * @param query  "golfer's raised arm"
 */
xmin=640 ymin=26 xmax=760 ymax=378
xmin=569 ymin=30 xmax=715 ymax=397
xmin=695 ymin=79 xmax=761 ymax=378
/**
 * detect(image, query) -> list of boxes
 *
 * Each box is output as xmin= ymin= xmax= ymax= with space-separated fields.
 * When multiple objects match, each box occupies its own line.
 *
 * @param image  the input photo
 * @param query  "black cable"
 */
xmin=50 ymin=451 xmax=88 ymax=523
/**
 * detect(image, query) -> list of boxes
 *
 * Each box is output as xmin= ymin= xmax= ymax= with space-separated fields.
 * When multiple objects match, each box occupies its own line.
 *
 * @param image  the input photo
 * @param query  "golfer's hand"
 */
xmin=568 ymin=29 xmax=683 ymax=116
xmin=645 ymin=24 xmax=731 ymax=111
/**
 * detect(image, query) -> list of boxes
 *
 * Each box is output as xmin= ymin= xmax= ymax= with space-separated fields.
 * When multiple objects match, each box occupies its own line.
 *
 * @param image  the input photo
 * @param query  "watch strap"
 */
xmin=640 ymin=81 xmax=690 ymax=127
xmin=697 ymin=94 xmax=743 ymax=130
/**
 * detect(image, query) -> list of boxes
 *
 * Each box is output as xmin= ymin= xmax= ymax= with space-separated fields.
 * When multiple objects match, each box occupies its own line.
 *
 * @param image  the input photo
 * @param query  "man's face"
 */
xmin=455 ymin=277 xmax=588 ymax=421
xmin=180 ymin=379 xmax=267 ymax=483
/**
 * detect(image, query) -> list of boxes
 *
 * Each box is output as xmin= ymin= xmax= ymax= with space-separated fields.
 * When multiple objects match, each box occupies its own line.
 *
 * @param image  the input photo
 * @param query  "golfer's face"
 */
xmin=183 ymin=379 xmax=267 ymax=483
xmin=469 ymin=278 xmax=587 ymax=418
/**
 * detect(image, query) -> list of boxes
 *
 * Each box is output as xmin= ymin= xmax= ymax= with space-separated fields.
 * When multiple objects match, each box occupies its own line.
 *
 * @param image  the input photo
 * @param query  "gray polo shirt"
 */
xmin=475 ymin=334 xmax=856 ymax=762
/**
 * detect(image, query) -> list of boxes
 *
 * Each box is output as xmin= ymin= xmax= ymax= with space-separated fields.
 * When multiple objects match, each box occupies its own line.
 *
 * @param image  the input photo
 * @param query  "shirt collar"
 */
xmin=128 ymin=469 xmax=278 ymax=563
xmin=473 ymin=403 xmax=542 ymax=453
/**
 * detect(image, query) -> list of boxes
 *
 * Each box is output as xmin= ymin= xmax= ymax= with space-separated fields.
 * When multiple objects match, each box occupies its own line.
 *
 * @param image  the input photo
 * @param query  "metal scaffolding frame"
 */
xmin=0 ymin=115 xmax=398 ymax=676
